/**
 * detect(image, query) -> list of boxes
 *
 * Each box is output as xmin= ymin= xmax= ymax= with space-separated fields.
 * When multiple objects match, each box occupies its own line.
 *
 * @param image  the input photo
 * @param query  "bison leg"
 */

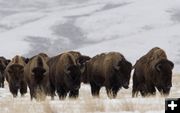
xmin=69 ymin=90 xmax=79 ymax=99
xmin=9 ymin=82 xmax=18 ymax=97
xmin=112 ymin=87 xmax=119 ymax=98
xmin=0 ymin=82 xmax=2 ymax=88
xmin=49 ymin=82 xmax=56 ymax=100
xmin=0 ymin=76 xmax=4 ymax=88
xmin=147 ymin=84 xmax=156 ymax=96
xmin=106 ymin=86 xmax=119 ymax=99
xmin=2 ymin=82 xmax=4 ymax=88
xmin=106 ymin=88 xmax=113 ymax=98
xmin=20 ymin=81 xmax=27 ymax=96
xmin=90 ymin=82 xmax=100 ymax=97
xmin=29 ymin=86 xmax=35 ymax=100
xmin=9 ymin=85 xmax=18 ymax=97
xmin=132 ymin=84 xmax=139 ymax=97
xmin=132 ymin=88 xmax=139 ymax=97
xmin=57 ymin=87 xmax=67 ymax=100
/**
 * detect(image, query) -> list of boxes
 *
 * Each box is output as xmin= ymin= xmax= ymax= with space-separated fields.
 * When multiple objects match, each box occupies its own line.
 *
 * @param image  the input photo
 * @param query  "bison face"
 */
xmin=7 ymin=64 xmax=24 ymax=89
xmin=155 ymin=59 xmax=174 ymax=96
xmin=64 ymin=65 xmax=81 ymax=90
xmin=114 ymin=60 xmax=132 ymax=89
xmin=32 ymin=67 xmax=46 ymax=84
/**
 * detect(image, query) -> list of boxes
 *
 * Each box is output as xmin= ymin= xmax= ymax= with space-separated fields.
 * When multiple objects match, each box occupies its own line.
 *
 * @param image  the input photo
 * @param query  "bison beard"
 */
xmin=132 ymin=47 xmax=174 ymax=97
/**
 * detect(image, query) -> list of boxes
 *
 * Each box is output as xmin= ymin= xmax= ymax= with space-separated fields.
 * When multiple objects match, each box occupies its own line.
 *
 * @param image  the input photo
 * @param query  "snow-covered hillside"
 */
xmin=0 ymin=0 xmax=180 ymax=72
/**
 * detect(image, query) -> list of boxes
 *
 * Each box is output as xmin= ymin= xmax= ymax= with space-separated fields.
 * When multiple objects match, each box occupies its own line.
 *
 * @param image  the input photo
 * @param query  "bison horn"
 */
xmin=156 ymin=63 xmax=161 ymax=72
xmin=113 ymin=65 xmax=120 ymax=70
xmin=64 ymin=65 xmax=71 ymax=75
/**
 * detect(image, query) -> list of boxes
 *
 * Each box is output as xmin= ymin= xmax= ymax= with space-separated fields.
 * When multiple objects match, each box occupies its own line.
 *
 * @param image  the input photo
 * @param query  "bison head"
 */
xmin=32 ymin=67 xmax=46 ymax=83
xmin=113 ymin=59 xmax=132 ymax=89
xmin=64 ymin=65 xmax=81 ymax=90
xmin=7 ymin=64 xmax=24 ymax=89
xmin=154 ymin=59 xmax=174 ymax=96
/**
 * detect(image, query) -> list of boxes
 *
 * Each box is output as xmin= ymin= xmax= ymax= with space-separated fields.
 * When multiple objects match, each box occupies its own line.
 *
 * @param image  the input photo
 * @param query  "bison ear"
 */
xmin=5 ymin=59 xmax=11 ymax=66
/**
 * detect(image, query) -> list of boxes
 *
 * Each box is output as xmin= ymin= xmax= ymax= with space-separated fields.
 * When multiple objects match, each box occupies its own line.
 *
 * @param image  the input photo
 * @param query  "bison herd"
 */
xmin=0 ymin=47 xmax=174 ymax=101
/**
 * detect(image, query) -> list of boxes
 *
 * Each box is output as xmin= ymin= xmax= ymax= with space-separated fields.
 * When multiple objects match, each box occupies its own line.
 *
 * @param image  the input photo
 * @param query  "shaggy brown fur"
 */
xmin=5 ymin=55 xmax=27 ymax=97
xmin=24 ymin=53 xmax=49 ymax=101
xmin=82 ymin=52 xmax=132 ymax=98
xmin=48 ymin=52 xmax=81 ymax=100
xmin=68 ymin=51 xmax=91 ymax=65
xmin=132 ymin=47 xmax=174 ymax=97
xmin=0 ymin=57 xmax=10 ymax=88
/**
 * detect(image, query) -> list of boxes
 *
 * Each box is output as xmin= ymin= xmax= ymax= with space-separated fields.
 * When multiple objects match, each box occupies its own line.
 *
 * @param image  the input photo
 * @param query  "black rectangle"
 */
xmin=165 ymin=98 xmax=180 ymax=113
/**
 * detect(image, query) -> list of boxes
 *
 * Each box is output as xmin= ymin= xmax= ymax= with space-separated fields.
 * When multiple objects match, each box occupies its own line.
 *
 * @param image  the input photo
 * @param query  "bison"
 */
xmin=0 ymin=57 xmax=10 ymax=88
xmin=48 ymin=52 xmax=84 ymax=100
xmin=24 ymin=53 xmax=49 ymax=101
xmin=81 ymin=52 xmax=132 ymax=98
xmin=5 ymin=55 xmax=28 ymax=97
xmin=132 ymin=47 xmax=174 ymax=97
xmin=68 ymin=51 xmax=91 ymax=66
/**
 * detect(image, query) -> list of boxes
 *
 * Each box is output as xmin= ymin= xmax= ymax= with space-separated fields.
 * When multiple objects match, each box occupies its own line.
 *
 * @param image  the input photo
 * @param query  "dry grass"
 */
xmin=0 ymin=74 xmax=179 ymax=113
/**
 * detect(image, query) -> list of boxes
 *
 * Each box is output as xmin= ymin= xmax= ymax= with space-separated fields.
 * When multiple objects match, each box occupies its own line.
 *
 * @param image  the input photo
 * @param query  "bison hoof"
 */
xmin=13 ymin=94 xmax=17 ymax=98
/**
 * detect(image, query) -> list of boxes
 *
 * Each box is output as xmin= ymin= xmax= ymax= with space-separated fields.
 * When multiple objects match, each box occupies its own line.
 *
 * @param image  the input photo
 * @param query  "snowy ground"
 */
xmin=0 ymin=74 xmax=179 ymax=113
xmin=0 ymin=0 xmax=180 ymax=113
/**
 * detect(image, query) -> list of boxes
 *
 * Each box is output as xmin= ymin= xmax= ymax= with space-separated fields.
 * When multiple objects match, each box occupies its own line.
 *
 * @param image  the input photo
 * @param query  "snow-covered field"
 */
xmin=0 ymin=74 xmax=180 ymax=113
xmin=0 ymin=0 xmax=180 ymax=113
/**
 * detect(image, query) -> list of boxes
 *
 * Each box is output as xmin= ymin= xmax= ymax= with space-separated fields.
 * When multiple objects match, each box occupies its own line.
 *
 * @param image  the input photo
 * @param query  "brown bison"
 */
xmin=68 ymin=51 xmax=91 ymax=66
xmin=48 ymin=52 xmax=84 ymax=100
xmin=5 ymin=55 xmax=28 ymax=97
xmin=82 ymin=52 xmax=132 ymax=98
xmin=24 ymin=53 xmax=49 ymax=101
xmin=132 ymin=47 xmax=174 ymax=97
xmin=0 ymin=57 xmax=10 ymax=88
